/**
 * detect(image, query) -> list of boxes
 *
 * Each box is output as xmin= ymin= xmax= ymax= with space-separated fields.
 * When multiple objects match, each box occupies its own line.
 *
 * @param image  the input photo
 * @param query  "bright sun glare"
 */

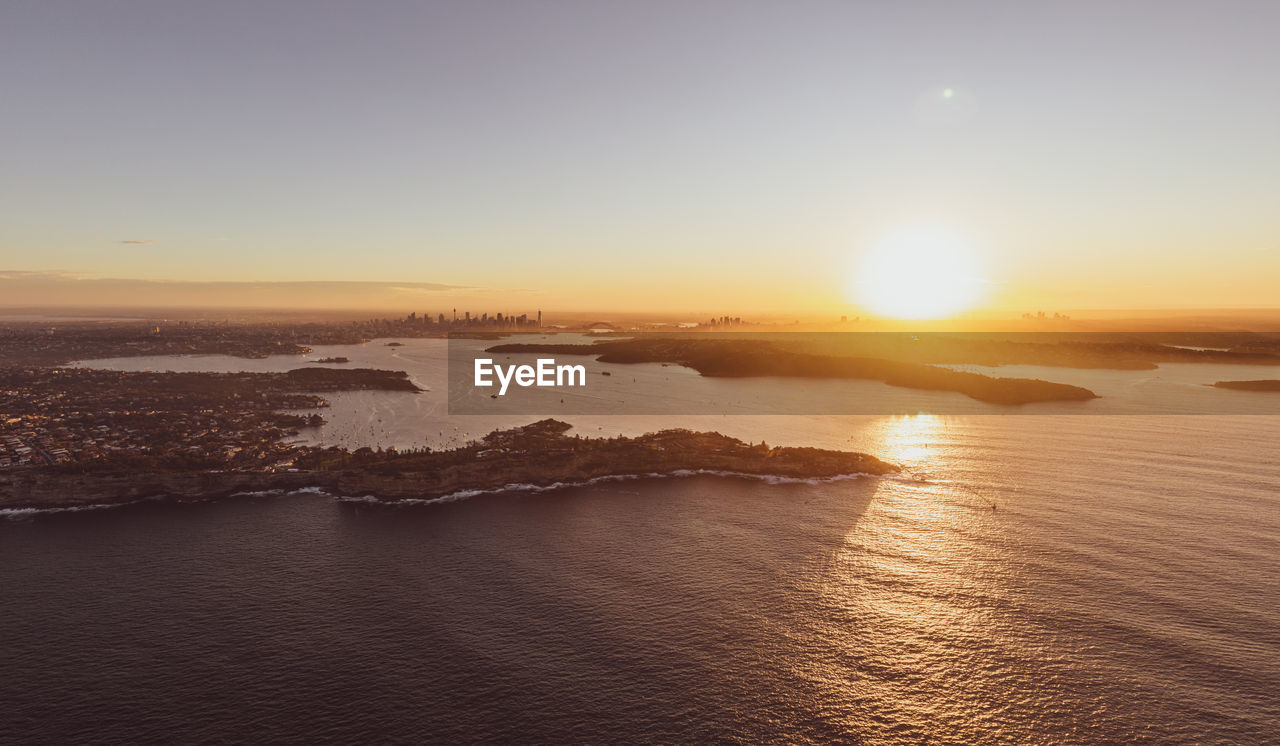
xmin=852 ymin=226 xmax=988 ymax=319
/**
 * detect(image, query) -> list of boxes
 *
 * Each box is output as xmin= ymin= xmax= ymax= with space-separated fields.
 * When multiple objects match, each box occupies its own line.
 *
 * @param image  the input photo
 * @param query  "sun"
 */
xmin=851 ymin=226 xmax=988 ymax=320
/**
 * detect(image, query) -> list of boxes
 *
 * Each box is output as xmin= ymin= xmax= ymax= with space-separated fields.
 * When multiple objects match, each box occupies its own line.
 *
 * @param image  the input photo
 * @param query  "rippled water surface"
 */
xmin=2 ymin=343 xmax=1277 ymax=743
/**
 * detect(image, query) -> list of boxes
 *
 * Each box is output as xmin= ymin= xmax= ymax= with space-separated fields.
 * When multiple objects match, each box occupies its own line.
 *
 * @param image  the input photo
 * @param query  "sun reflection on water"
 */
xmin=869 ymin=414 xmax=944 ymax=469
xmin=808 ymin=414 xmax=1017 ymax=739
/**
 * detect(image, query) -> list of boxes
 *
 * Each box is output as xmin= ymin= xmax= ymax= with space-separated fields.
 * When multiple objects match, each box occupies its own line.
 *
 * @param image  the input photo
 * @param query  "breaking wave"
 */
xmin=335 ymin=469 xmax=884 ymax=507
xmin=4 ymin=486 xmax=336 ymax=520
xmin=5 ymin=472 xmax=884 ymax=518
xmin=1 ymin=502 xmax=126 ymax=519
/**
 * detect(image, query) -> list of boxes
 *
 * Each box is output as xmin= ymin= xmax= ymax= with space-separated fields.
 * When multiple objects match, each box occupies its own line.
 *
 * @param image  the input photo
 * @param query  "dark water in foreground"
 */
xmin=5 ymin=416 xmax=1280 ymax=743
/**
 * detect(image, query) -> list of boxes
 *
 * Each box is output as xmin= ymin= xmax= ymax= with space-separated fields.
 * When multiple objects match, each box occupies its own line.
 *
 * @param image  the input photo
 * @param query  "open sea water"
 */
xmin=2 ymin=340 xmax=1277 ymax=743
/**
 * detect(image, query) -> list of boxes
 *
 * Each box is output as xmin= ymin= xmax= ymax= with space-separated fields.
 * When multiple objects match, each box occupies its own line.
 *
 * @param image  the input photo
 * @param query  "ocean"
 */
xmin=3 ymin=340 xmax=1278 ymax=742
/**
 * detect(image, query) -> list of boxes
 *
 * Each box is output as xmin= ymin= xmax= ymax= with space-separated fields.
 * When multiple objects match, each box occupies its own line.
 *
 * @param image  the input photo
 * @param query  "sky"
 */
xmin=1 ymin=0 xmax=1277 ymax=313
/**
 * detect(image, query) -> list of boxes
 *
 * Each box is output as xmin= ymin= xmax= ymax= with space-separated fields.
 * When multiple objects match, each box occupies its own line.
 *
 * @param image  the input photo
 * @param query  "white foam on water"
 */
xmin=334 ymin=469 xmax=886 ymax=507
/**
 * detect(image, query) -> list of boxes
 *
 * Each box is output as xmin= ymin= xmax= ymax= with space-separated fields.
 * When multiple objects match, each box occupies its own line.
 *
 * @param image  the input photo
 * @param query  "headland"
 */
xmin=0 ymin=420 xmax=895 ymax=511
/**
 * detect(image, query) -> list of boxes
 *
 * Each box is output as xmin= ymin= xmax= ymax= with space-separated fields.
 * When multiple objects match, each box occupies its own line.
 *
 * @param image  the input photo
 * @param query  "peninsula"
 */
xmin=1213 ymin=380 xmax=1280 ymax=392
xmin=488 ymin=338 xmax=1099 ymax=405
xmin=0 ymin=420 xmax=896 ymax=511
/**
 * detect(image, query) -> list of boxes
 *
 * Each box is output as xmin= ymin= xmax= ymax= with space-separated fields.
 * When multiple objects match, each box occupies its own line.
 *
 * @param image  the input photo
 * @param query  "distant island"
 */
xmin=314 ymin=356 xmax=350 ymax=363
xmin=1213 ymin=380 xmax=1280 ymax=392
xmin=0 ymin=420 xmax=895 ymax=511
xmin=488 ymin=338 xmax=1099 ymax=405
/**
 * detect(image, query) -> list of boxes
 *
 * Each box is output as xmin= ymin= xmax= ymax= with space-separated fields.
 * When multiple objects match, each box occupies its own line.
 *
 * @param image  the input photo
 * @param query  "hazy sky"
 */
xmin=2 ymin=0 xmax=1277 ymax=311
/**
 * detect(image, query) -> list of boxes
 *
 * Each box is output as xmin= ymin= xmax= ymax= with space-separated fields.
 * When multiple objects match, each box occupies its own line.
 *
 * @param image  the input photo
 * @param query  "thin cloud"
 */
xmin=390 ymin=284 xmax=475 ymax=295
xmin=0 ymin=270 xmax=89 ymax=281
xmin=0 ymin=273 xmax=485 ymax=312
xmin=119 ymin=239 xmax=154 ymax=245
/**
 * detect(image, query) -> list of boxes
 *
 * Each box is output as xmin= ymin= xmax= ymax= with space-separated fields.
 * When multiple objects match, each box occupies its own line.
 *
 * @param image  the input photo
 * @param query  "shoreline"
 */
xmin=1 ymin=468 xmax=887 ymax=516
xmin=0 ymin=420 xmax=896 ymax=513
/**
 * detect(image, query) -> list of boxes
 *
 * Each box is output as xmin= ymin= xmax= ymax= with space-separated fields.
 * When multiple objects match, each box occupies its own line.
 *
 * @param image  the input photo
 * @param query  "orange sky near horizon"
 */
xmin=2 ymin=259 xmax=1279 ymax=318
xmin=2 ymin=2 xmax=1277 ymax=318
